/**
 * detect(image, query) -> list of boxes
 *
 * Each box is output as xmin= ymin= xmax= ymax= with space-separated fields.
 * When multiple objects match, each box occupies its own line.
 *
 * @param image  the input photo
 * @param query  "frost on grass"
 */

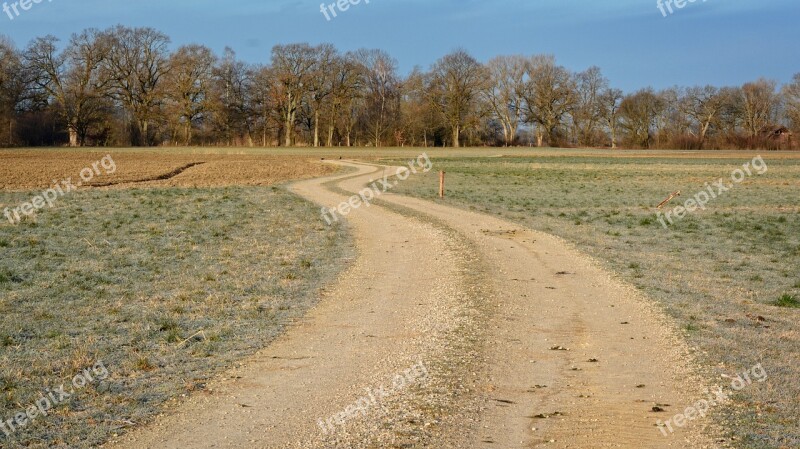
xmin=0 ymin=186 xmax=351 ymax=448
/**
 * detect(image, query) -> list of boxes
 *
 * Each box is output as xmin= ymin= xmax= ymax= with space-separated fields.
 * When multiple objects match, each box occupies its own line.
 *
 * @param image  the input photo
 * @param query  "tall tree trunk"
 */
xmin=453 ymin=125 xmax=460 ymax=148
xmin=284 ymin=112 xmax=293 ymax=146
xmin=699 ymin=121 xmax=711 ymax=150
xmin=507 ymin=118 xmax=518 ymax=146
xmin=284 ymin=94 xmax=294 ymax=147
xmin=327 ymin=105 xmax=337 ymax=147
xmin=185 ymin=123 xmax=192 ymax=146
xmin=611 ymin=126 xmax=617 ymax=149
xmin=313 ymin=109 xmax=320 ymax=147
xmin=68 ymin=128 xmax=79 ymax=147
xmin=141 ymin=120 xmax=150 ymax=147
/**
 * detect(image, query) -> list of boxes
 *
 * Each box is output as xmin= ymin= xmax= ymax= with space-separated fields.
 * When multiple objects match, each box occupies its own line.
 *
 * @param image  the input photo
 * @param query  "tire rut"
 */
xmin=89 ymin=162 xmax=205 ymax=187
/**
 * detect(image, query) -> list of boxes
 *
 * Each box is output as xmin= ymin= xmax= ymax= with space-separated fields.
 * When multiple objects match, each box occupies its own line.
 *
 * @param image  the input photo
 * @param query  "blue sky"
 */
xmin=1 ymin=0 xmax=798 ymax=91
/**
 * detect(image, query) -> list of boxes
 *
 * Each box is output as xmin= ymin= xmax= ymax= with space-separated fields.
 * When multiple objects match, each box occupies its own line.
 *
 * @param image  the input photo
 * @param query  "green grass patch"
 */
xmin=772 ymin=294 xmax=800 ymax=308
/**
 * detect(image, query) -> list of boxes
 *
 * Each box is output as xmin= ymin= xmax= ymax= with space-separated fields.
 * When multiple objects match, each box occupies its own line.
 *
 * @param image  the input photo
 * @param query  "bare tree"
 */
xmin=740 ymin=78 xmax=779 ymax=138
xmin=271 ymin=43 xmax=317 ymax=146
xmin=0 ymin=36 xmax=25 ymax=146
xmin=619 ymin=88 xmax=664 ymax=148
xmin=572 ymin=66 xmax=608 ymax=146
xmin=249 ymin=65 xmax=280 ymax=147
xmin=713 ymin=86 xmax=743 ymax=143
xmin=429 ymin=49 xmax=487 ymax=148
xmin=100 ymin=26 xmax=170 ymax=146
xmin=353 ymin=49 xmax=400 ymax=147
xmin=782 ymin=74 xmax=800 ymax=132
xmin=325 ymin=52 xmax=362 ymax=146
xmin=164 ymin=45 xmax=215 ymax=145
xmin=521 ymin=55 xmax=576 ymax=147
xmin=598 ymin=87 xmax=623 ymax=148
xmin=306 ymin=44 xmax=338 ymax=147
xmin=680 ymin=85 xmax=724 ymax=148
xmin=210 ymin=48 xmax=253 ymax=146
xmin=654 ymin=87 xmax=683 ymax=147
xmin=7 ymin=27 xmax=800 ymax=151
xmin=482 ymin=55 xmax=526 ymax=146
xmin=23 ymin=31 xmax=109 ymax=146
xmin=400 ymin=67 xmax=440 ymax=147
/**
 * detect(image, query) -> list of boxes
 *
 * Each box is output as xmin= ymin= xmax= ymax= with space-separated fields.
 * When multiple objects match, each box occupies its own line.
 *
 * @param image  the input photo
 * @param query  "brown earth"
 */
xmin=0 ymin=151 xmax=333 ymax=190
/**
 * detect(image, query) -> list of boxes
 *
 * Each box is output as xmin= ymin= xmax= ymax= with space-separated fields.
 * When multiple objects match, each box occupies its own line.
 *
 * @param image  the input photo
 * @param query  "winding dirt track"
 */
xmin=108 ymin=160 xmax=716 ymax=449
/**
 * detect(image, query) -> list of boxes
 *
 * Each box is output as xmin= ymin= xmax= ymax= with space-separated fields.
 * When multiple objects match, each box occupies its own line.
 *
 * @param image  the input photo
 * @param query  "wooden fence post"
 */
xmin=439 ymin=171 xmax=445 ymax=199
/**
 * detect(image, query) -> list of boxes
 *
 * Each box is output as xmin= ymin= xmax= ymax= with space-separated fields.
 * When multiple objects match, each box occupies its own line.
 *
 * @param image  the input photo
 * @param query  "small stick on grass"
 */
xmin=177 ymin=330 xmax=207 ymax=348
xmin=656 ymin=191 xmax=681 ymax=209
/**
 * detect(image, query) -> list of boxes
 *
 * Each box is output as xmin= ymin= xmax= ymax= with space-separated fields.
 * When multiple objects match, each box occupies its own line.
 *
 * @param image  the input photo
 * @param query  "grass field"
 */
xmin=390 ymin=151 xmax=800 ymax=448
xmin=2 ymin=147 xmax=799 ymax=448
xmin=0 ymin=151 xmax=351 ymax=447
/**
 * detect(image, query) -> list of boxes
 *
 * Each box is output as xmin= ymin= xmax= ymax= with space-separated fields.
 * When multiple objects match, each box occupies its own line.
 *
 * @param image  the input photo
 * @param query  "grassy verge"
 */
xmin=0 ymin=186 xmax=351 ymax=448
xmin=390 ymin=154 xmax=800 ymax=448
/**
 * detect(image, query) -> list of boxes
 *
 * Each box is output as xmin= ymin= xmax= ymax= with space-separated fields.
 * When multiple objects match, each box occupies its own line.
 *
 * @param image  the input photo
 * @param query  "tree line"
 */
xmin=1 ymin=26 xmax=799 ymax=149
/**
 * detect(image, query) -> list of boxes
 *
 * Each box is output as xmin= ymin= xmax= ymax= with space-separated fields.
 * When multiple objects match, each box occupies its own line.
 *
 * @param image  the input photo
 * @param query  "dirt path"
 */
xmin=107 ymin=161 xmax=716 ymax=448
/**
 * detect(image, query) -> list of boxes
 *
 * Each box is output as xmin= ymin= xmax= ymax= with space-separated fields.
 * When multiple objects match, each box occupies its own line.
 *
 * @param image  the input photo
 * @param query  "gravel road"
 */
xmin=107 ymin=160 xmax=718 ymax=449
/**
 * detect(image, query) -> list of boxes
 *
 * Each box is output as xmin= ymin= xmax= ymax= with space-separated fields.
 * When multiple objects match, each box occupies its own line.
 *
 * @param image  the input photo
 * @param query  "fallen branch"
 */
xmin=656 ymin=191 xmax=681 ymax=209
xmin=177 ymin=330 xmax=207 ymax=348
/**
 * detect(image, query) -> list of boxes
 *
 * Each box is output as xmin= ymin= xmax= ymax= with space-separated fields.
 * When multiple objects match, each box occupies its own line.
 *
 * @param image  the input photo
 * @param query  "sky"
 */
xmin=1 ymin=0 xmax=798 ymax=92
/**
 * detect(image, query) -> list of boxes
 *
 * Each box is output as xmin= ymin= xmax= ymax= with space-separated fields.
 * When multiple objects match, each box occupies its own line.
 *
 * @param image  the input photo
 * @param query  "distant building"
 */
xmin=759 ymin=125 xmax=793 ymax=149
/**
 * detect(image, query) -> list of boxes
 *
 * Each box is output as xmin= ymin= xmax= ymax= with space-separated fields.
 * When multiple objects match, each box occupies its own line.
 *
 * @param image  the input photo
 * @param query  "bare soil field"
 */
xmin=0 ymin=150 xmax=335 ymax=190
